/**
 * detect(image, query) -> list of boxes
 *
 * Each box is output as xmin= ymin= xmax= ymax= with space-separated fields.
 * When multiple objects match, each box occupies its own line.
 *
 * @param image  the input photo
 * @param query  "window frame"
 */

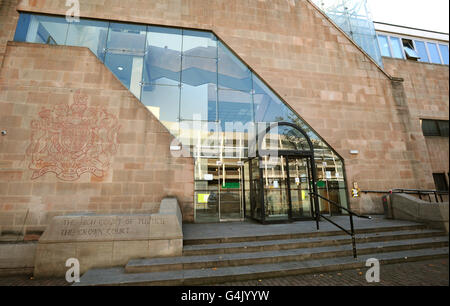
xmin=376 ymin=31 xmax=449 ymax=66
xmin=432 ymin=173 xmax=449 ymax=192
xmin=421 ymin=119 xmax=450 ymax=137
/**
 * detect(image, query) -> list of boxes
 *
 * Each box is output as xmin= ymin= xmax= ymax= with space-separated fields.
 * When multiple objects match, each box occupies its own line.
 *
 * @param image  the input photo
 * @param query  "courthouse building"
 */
xmin=0 ymin=0 xmax=448 ymax=236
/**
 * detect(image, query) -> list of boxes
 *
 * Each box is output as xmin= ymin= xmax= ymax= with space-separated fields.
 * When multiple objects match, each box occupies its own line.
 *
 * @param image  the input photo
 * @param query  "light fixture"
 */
xmin=117 ymin=66 xmax=124 ymax=71
xmin=350 ymin=150 xmax=359 ymax=155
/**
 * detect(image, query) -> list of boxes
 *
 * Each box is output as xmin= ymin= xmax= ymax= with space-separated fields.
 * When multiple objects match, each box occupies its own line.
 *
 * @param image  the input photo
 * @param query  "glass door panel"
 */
xmin=288 ymin=158 xmax=313 ymax=219
xmin=194 ymin=158 xmax=219 ymax=223
xmin=262 ymin=156 xmax=289 ymax=221
xmin=219 ymin=160 xmax=243 ymax=221
xmin=250 ymin=158 xmax=263 ymax=221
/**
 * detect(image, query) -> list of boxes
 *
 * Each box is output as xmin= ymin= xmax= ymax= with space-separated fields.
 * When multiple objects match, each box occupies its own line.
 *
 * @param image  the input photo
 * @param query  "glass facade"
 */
xmin=14 ymin=13 xmax=349 ymax=223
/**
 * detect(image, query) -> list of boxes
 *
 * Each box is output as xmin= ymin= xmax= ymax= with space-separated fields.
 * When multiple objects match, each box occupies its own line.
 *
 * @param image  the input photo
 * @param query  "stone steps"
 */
xmin=182 ymin=229 xmax=445 ymax=256
xmin=182 ymin=224 xmax=427 ymax=245
xmin=76 ymin=247 xmax=449 ymax=286
xmin=76 ymin=223 xmax=449 ymax=286
xmin=125 ymin=236 xmax=448 ymax=273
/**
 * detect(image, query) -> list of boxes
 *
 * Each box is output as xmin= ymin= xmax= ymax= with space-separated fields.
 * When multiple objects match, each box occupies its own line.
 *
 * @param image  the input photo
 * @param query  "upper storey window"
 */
xmin=377 ymin=33 xmax=449 ymax=65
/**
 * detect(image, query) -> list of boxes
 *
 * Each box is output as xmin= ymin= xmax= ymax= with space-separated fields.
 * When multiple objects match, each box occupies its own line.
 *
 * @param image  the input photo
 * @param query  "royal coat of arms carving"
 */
xmin=27 ymin=90 xmax=121 ymax=181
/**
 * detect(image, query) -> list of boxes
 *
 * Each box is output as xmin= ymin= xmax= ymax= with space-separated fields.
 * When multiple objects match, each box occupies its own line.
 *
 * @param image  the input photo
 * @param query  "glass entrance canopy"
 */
xmin=14 ymin=13 xmax=349 ymax=216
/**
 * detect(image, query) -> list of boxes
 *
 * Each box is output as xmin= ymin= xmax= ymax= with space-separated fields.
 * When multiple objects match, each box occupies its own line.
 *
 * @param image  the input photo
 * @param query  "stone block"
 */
xmin=33 ymin=197 xmax=183 ymax=277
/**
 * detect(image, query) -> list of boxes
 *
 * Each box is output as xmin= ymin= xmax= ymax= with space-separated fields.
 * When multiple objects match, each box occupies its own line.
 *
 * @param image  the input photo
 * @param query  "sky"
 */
xmin=367 ymin=0 xmax=449 ymax=33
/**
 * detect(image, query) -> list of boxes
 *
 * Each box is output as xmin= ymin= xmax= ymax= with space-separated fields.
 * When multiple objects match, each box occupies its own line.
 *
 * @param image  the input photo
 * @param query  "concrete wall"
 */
xmin=390 ymin=193 xmax=449 ymax=233
xmin=0 ymin=0 xmax=448 ymax=226
xmin=0 ymin=42 xmax=194 ymax=238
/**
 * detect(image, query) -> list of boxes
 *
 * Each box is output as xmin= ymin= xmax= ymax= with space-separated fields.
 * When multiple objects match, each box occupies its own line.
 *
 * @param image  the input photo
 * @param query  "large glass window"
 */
xmin=427 ymin=42 xmax=442 ymax=64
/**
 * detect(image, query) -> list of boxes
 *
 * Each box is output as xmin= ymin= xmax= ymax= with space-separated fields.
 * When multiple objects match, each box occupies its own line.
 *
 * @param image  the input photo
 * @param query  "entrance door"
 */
xmin=257 ymin=155 xmax=315 ymax=223
xmin=218 ymin=160 xmax=244 ymax=221
xmin=287 ymin=157 xmax=313 ymax=219
xmin=261 ymin=156 xmax=289 ymax=221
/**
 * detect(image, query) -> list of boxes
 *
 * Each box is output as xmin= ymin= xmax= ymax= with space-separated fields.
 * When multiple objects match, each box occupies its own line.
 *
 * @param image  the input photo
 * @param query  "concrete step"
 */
xmin=183 ymin=224 xmax=427 ymax=246
xmin=76 ymin=247 xmax=449 ymax=286
xmin=183 ymin=229 xmax=446 ymax=256
xmin=125 ymin=236 xmax=448 ymax=273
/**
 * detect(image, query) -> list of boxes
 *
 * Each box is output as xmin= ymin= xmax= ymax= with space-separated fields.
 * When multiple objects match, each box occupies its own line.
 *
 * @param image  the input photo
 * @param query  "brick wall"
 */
xmin=0 ymin=42 xmax=194 ymax=237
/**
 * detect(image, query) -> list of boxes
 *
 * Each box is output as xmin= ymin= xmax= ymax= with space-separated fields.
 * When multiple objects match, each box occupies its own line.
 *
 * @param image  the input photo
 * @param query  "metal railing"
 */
xmin=310 ymin=192 xmax=372 ymax=259
xmin=361 ymin=189 xmax=449 ymax=203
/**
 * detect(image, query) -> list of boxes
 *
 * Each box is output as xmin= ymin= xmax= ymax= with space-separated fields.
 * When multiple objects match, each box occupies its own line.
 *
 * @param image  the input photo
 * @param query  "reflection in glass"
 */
xmin=104 ymin=53 xmax=143 ymax=98
xmin=25 ymin=15 xmax=68 ymax=45
xmin=218 ymin=42 xmax=252 ymax=92
xmin=180 ymin=56 xmax=217 ymax=121
xmin=253 ymin=76 xmax=295 ymax=124
xmin=377 ymin=35 xmax=391 ymax=57
xmin=262 ymin=156 xmax=289 ymax=221
xmin=289 ymin=158 xmax=312 ymax=219
xmin=218 ymin=89 xmax=253 ymax=129
xmin=439 ymin=44 xmax=449 ymax=65
xmin=183 ymin=30 xmax=217 ymax=59
xmin=141 ymin=84 xmax=180 ymax=136
xmin=143 ymin=26 xmax=182 ymax=85
xmin=427 ymin=42 xmax=442 ymax=64
xmin=66 ymin=19 xmax=109 ymax=61
xmin=389 ymin=37 xmax=403 ymax=59
xmin=194 ymin=158 xmax=220 ymax=223
xmin=415 ymin=41 xmax=429 ymax=63
xmin=262 ymin=125 xmax=311 ymax=152
xmin=107 ymin=22 xmax=146 ymax=52
xmin=13 ymin=13 xmax=32 ymax=42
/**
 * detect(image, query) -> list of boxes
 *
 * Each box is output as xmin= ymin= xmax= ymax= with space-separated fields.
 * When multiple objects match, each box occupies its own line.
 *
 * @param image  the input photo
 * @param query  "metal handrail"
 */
xmin=310 ymin=192 xmax=372 ymax=259
xmin=361 ymin=189 xmax=449 ymax=203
